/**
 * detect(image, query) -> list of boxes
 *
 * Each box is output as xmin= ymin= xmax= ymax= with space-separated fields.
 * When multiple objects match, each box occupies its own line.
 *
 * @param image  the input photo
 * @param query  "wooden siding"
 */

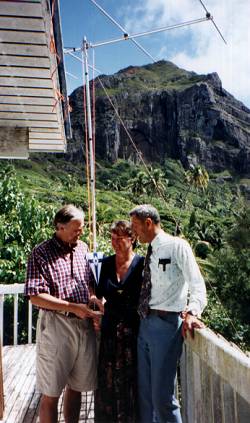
xmin=0 ymin=0 xmax=68 ymax=157
xmin=0 ymin=127 xmax=29 ymax=159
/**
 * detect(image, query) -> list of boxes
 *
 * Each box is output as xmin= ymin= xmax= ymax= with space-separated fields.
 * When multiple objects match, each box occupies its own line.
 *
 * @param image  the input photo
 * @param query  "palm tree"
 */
xmin=185 ymin=164 xmax=209 ymax=191
xmin=127 ymin=171 xmax=148 ymax=196
xmin=106 ymin=178 xmax=122 ymax=191
xmin=175 ymin=164 xmax=209 ymax=235
xmin=127 ymin=167 xmax=168 ymax=198
xmin=144 ymin=167 xmax=168 ymax=197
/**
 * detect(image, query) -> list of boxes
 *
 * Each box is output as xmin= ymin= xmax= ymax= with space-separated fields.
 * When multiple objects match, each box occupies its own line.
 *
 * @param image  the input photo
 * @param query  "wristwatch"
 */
xmin=187 ymin=309 xmax=198 ymax=317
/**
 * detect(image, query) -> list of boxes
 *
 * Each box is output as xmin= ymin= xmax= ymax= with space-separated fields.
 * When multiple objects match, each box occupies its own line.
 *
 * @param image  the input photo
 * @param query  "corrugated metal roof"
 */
xmin=0 ymin=0 xmax=71 ymax=158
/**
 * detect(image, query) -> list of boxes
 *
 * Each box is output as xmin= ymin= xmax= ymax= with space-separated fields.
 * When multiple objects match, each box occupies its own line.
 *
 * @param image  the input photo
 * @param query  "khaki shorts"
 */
xmin=36 ymin=310 xmax=97 ymax=397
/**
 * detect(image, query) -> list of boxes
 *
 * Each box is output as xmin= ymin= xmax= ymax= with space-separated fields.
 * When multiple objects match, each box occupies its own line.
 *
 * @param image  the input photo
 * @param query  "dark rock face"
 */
xmin=68 ymin=61 xmax=250 ymax=174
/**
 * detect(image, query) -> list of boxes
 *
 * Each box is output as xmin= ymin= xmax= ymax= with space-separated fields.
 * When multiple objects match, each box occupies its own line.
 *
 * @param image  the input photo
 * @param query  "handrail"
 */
xmin=180 ymin=328 xmax=250 ymax=422
xmin=1 ymin=284 xmax=250 ymax=422
xmin=0 ymin=283 xmax=33 ymax=346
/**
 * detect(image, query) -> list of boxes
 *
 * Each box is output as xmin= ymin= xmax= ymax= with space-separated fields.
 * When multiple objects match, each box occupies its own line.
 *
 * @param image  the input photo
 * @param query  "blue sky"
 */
xmin=60 ymin=0 xmax=250 ymax=108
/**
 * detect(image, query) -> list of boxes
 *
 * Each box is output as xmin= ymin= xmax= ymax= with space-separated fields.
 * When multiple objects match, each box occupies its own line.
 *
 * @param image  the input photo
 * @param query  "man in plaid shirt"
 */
xmin=25 ymin=204 xmax=102 ymax=423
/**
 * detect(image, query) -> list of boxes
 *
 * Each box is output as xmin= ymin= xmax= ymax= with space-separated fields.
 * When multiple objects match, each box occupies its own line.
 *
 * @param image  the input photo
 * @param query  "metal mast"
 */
xmin=64 ymin=1 xmax=227 ymax=251
xmin=83 ymin=37 xmax=97 ymax=251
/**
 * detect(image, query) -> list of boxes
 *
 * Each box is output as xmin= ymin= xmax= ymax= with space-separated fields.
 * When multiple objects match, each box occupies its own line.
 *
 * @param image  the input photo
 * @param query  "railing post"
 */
xmin=28 ymin=300 xmax=33 ymax=344
xmin=0 ymin=342 xmax=4 ymax=419
xmin=13 ymin=293 xmax=18 ymax=345
xmin=0 ymin=284 xmax=25 ymax=346
xmin=0 ymin=295 xmax=4 ymax=347
xmin=0 ymin=294 xmax=4 ymax=418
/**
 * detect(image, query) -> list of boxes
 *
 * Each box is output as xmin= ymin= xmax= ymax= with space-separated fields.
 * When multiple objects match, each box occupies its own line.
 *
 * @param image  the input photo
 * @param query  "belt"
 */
xmin=149 ymin=309 xmax=180 ymax=317
xmin=56 ymin=310 xmax=80 ymax=319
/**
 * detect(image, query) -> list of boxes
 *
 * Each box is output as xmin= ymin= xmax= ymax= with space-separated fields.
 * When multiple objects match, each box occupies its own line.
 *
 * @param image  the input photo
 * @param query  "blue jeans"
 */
xmin=137 ymin=313 xmax=183 ymax=423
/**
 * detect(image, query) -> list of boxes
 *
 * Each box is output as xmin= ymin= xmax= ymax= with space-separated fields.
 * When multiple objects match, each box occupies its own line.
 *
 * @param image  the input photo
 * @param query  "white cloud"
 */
xmin=122 ymin=0 xmax=250 ymax=107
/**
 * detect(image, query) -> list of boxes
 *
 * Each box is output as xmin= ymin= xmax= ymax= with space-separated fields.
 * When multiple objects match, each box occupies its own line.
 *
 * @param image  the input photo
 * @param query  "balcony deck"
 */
xmin=1 ymin=284 xmax=250 ymax=422
xmin=1 ymin=344 xmax=94 ymax=423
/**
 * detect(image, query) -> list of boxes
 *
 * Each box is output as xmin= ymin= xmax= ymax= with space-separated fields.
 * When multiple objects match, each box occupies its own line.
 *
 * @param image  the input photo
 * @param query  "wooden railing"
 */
xmin=0 ymin=283 xmax=33 ymax=419
xmin=1 ymin=284 xmax=250 ymax=422
xmin=0 ymin=342 xmax=3 ymax=419
xmin=0 ymin=283 xmax=33 ymax=346
xmin=180 ymin=328 xmax=250 ymax=423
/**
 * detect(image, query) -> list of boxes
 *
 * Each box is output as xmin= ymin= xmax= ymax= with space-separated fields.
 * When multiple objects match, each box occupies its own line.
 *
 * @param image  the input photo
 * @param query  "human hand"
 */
xmin=69 ymin=303 xmax=103 ymax=331
xmin=181 ymin=312 xmax=205 ymax=339
xmin=69 ymin=303 xmax=99 ymax=319
xmin=91 ymin=311 xmax=103 ymax=332
xmin=88 ymin=295 xmax=104 ymax=314
xmin=70 ymin=303 xmax=102 ymax=319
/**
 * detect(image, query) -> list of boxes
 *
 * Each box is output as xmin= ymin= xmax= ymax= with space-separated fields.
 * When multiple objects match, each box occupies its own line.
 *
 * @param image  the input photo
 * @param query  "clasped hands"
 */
xmin=70 ymin=297 xmax=104 ymax=331
xmin=88 ymin=295 xmax=104 ymax=331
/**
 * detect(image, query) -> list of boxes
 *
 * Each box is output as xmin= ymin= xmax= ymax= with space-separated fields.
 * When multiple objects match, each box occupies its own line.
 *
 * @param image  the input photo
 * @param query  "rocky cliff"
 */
xmin=68 ymin=61 xmax=250 ymax=175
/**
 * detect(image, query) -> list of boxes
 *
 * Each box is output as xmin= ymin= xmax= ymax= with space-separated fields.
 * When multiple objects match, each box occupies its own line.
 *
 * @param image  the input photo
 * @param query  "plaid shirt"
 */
xmin=25 ymin=235 xmax=94 ymax=304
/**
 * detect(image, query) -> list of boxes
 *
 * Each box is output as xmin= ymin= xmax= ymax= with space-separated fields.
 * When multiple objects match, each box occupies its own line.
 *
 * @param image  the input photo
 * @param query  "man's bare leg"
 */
xmin=39 ymin=394 xmax=59 ymax=423
xmin=64 ymin=387 xmax=81 ymax=423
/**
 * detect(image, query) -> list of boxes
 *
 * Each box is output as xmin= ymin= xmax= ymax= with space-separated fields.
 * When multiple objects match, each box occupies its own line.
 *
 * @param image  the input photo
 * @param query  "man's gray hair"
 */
xmin=129 ymin=204 xmax=160 ymax=224
xmin=54 ymin=204 xmax=84 ymax=228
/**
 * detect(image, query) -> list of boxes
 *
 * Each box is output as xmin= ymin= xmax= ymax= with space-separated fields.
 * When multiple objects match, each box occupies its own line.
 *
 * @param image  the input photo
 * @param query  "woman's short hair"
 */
xmin=110 ymin=220 xmax=133 ymax=237
xmin=110 ymin=220 xmax=137 ymax=248
xmin=54 ymin=204 xmax=84 ymax=229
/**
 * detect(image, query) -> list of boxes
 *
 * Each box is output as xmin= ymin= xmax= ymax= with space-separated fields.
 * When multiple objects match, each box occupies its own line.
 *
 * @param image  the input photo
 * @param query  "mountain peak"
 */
xmin=69 ymin=61 xmax=250 ymax=175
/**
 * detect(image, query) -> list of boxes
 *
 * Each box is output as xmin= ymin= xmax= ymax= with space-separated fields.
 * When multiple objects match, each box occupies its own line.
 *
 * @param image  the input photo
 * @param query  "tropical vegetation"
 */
xmin=0 ymin=157 xmax=249 ymax=350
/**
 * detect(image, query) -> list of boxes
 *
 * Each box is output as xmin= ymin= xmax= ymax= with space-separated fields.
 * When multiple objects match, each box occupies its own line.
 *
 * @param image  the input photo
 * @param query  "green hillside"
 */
xmin=95 ymin=60 xmax=205 ymax=96
xmin=0 ymin=156 xmax=249 ymax=349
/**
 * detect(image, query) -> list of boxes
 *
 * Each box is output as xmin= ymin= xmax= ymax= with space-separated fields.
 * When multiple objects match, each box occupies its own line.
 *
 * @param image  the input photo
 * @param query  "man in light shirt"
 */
xmin=130 ymin=204 xmax=207 ymax=423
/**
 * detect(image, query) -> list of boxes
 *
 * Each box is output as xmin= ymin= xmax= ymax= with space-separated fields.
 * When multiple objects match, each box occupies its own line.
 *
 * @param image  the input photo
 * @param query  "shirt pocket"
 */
xmin=158 ymin=257 xmax=172 ymax=286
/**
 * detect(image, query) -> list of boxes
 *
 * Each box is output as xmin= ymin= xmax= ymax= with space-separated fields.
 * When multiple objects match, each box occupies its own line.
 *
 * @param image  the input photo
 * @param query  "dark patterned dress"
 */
xmin=94 ymin=254 xmax=144 ymax=423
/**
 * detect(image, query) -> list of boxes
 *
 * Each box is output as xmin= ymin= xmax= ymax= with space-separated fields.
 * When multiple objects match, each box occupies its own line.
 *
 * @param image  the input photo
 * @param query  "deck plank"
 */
xmin=0 ymin=345 xmax=94 ymax=423
xmin=3 ymin=345 xmax=36 ymax=422
xmin=22 ymin=391 xmax=40 ymax=423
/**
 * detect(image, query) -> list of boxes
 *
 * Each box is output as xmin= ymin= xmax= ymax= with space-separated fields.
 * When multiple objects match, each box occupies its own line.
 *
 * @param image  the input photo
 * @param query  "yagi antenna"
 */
xmin=89 ymin=0 xmax=156 ymax=62
xmin=64 ymin=1 xmax=227 ymax=54
xmin=197 ymin=0 xmax=227 ymax=44
xmin=89 ymin=17 xmax=212 ymax=49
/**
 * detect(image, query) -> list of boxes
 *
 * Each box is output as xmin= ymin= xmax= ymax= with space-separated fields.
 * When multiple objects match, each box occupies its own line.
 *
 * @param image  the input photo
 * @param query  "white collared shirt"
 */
xmin=149 ymin=231 xmax=207 ymax=315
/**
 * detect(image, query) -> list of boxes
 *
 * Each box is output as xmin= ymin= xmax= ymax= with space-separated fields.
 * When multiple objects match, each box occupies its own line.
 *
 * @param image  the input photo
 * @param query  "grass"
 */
xmin=94 ymin=60 xmax=205 ymax=98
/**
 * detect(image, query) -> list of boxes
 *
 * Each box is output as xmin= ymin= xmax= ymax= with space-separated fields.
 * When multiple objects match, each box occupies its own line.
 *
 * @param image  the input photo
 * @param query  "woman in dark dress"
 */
xmin=94 ymin=220 xmax=144 ymax=423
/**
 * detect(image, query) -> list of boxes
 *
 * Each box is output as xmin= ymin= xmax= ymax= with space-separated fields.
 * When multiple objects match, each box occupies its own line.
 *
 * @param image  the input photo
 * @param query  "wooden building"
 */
xmin=0 ymin=0 xmax=71 ymax=159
